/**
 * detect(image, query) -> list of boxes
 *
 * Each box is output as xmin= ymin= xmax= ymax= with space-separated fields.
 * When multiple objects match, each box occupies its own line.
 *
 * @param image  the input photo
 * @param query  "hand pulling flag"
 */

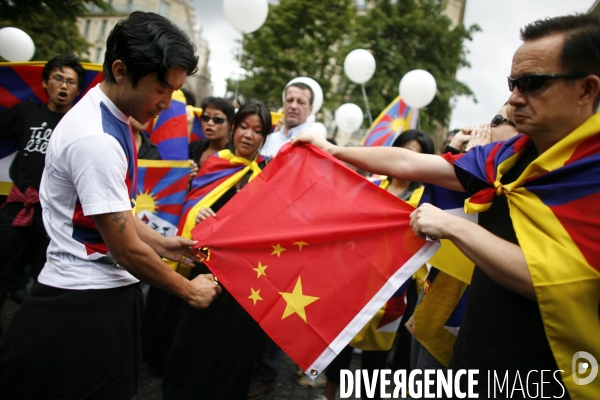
xmin=0 ymin=62 xmax=103 ymax=194
xmin=190 ymin=143 xmax=439 ymax=375
xmin=135 ymin=160 xmax=190 ymax=237
xmin=362 ymin=96 xmax=418 ymax=147
xmin=441 ymin=116 xmax=600 ymax=399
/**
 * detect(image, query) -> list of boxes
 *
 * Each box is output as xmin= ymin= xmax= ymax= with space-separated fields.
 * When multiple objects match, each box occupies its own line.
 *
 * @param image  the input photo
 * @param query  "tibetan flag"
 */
xmin=190 ymin=143 xmax=439 ymax=375
xmin=362 ymin=96 xmax=418 ymax=147
xmin=349 ymin=278 xmax=411 ymax=351
xmin=135 ymin=160 xmax=190 ymax=238
xmin=146 ymin=90 xmax=188 ymax=160
xmin=187 ymin=106 xmax=206 ymax=142
xmin=0 ymin=61 xmax=103 ymax=195
xmin=442 ymin=116 xmax=600 ymax=399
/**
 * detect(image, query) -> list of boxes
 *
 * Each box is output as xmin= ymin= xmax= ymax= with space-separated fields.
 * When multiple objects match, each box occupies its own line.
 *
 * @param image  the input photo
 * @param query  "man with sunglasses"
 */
xmin=294 ymin=13 xmax=600 ymax=398
xmin=0 ymin=55 xmax=84 ymax=332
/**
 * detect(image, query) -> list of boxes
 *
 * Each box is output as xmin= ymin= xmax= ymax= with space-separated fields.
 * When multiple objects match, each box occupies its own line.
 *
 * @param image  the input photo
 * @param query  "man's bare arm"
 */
xmin=93 ymin=210 xmax=221 ymax=308
xmin=292 ymin=134 xmax=464 ymax=192
xmin=410 ymin=204 xmax=534 ymax=300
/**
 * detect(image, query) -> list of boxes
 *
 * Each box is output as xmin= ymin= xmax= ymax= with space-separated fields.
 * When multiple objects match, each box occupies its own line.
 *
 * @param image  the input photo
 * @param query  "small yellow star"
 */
xmin=279 ymin=276 xmax=319 ymax=323
xmin=293 ymin=241 xmax=309 ymax=251
xmin=253 ymin=261 xmax=268 ymax=279
xmin=271 ymin=244 xmax=286 ymax=257
xmin=248 ymin=288 xmax=263 ymax=305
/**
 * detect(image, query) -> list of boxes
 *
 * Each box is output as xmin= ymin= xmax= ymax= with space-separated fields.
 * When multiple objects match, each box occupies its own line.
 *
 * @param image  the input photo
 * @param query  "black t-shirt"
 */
xmin=138 ymin=132 xmax=162 ymax=160
xmin=452 ymin=142 xmax=567 ymax=396
xmin=0 ymin=101 xmax=65 ymax=192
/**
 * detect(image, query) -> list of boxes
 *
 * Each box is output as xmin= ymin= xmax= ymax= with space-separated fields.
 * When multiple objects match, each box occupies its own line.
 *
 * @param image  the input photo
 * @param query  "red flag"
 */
xmin=191 ymin=143 xmax=439 ymax=375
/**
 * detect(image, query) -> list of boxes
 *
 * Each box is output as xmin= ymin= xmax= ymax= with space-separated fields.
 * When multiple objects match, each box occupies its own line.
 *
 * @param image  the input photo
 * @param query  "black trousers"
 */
xmin=0 ymin=282 xmax=143 ymax=399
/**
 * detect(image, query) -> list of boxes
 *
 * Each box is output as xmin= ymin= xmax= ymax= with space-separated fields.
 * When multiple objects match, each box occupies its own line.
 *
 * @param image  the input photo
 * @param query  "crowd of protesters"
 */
xmin=0 ymin=9 xmax=599 ymax=400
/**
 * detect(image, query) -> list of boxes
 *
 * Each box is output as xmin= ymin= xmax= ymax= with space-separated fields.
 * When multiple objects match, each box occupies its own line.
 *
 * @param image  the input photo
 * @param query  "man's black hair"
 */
xmin=285 ymin=82 xmax=314 ymax=105
xmin=103 ymin=12 xmax=198 ymax=88
xmin=521 ymin=13 xmax=600 ymax=108
xmin=200 ymin=96 xmax=235 ymax=124
xmin=392 ymin=129 xmax=435 ymax=155
xmin=232 ymin=101 xmax=273 ymax=144
xmin=42 ymin=54 xmax=85 ymax=90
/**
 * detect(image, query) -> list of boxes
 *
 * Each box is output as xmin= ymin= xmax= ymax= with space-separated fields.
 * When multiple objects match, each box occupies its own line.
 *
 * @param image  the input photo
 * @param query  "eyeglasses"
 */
xmin=200 ymin=115 xmax=227 ymax=124
xmin=507 ymin=74 xmax=586 ymax=93
xmin=491 ymin=114 xmax=516 ymax=128
xmin=49 ymin=76 xmax=78 ymax=88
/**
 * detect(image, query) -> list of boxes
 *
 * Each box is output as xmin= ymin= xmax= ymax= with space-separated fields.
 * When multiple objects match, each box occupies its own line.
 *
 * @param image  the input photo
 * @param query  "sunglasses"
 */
xmin=200 ymin=115 xmax=227 ymax=124
xmin=507 ymin=74 xmax=586 ymax=93
xmin=491 ymin=114 xmax=516 ymax=128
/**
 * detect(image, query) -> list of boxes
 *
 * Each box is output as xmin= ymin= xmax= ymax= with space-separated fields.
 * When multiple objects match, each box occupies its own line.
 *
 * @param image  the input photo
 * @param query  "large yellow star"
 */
xmin=253 ymin=261 xmax=268 ymax=279
xmin=271 ymin=244 xmax=286 ymax=257
xmin=293 ymin=241 xmax=308 ymax=251
xmin=279 ymin=276 xmax=319 ymax=323
xmin=248 ymin=288 xmax=263 ymax=305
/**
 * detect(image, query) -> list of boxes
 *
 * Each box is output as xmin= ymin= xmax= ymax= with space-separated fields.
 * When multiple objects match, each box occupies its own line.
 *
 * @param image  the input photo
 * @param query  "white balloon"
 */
xmin=282 ymin=77 xmax=323 ymax=115
xmin=307 ymin=114 xmax=316 ymax=125
xmin=335 ymin=103 xmax=364 ymax=133
xmin=310 ymin=122 xmax=327 ymax=138
xmin=0 ymin=27 xmax=35 ymax=62
xmin=344 ymin=49 xmax=376 ymax=84
xmin=223 ymin=0 xmax=269 ymax=34
xmin=399 ymin=69 xmax=437 ymax=109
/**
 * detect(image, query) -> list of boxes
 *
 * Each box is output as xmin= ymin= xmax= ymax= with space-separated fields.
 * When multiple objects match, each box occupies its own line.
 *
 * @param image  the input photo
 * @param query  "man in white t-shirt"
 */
xmin=260 ymin=82 xmax=314 ymax=157
xmin=0 ymin=12 xmax=221 ymax=399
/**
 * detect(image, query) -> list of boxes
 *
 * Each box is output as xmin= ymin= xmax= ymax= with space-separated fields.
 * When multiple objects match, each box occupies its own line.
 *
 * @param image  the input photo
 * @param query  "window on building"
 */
xmin=100 ymin=20 xmax=107 ymax=37
xmin=158 ymin=1 xmax=170 ymax=17
xmin=95 ymin=47 xmax=103 ymax=63
xmin=84 ymin=20 xmax=91 ymax=37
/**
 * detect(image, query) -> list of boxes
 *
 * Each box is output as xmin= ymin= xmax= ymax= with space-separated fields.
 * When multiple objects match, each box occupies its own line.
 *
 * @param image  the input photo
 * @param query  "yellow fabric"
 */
xmin=169 ymin=151 xmax=263 ymax=277
xmin=412 ymin=271 xmax=468 ymax=367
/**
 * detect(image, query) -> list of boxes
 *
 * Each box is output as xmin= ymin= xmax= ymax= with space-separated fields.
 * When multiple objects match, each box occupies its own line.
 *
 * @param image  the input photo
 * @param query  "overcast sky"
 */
xmin=192 ymin=0 xmax=595 ymax=129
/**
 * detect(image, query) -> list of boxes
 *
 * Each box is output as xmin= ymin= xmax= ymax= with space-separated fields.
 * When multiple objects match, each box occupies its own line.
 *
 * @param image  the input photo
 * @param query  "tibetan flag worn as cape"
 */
xmin=135 ymin=160 xmax=190 ymax=237
xmin=441 ymin=115 xmax=600 ymax=399
xmin=362 ymin=96 xmax=418 ymax=147
xmin=146 ymin=90 xmax=188 ymax=160
xmin=0 ymin=61 xmax=103 ymax=194
xmin=190 ymin=143 xmax=439 ymax=375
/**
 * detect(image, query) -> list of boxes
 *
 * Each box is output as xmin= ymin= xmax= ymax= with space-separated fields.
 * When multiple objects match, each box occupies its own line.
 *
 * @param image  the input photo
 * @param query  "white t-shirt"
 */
xmin=38 ymin=85 xmax=139 ymax=290
xmin=260 ymin=121 xmax=311 ymax=157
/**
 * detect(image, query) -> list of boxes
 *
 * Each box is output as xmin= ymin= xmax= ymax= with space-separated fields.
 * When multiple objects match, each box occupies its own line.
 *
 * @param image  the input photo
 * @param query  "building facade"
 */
xmin=77 ymin=0 xmax=212 ymax=105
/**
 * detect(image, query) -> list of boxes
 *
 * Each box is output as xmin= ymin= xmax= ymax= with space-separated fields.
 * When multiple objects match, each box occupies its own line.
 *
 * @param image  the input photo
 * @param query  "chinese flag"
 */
xmin=191 ymin=143 xmax=439 ymax=375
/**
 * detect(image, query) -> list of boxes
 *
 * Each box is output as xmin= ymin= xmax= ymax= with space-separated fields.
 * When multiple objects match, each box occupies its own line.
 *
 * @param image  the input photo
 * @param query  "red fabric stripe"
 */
xmin=550 ymin=191 xmax=600 ymax=273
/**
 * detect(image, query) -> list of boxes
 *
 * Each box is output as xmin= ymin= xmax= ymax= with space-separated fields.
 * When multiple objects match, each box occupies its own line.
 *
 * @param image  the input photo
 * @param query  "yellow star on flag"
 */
xmin=271 ymin=244 xmax=286 ymax=257
xmin=279 ymin=276 xmax=319 ymax=323
xmin=293 ymin=241 xmax=308 ymax=251
xmin=248 ymin=288 xmax=263 ymax=305
xmin=253 ymin=261 xmax=268 ymax=279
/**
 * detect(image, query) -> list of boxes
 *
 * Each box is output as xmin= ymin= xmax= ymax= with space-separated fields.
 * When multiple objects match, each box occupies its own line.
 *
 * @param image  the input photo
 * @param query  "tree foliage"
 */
xmin=234 ymin=0 xmax=355 ymax=110
xmin=0 ymin=0 xmax=113 ymax=61
xmin=235 ymin=0 xmax=479 ymax=131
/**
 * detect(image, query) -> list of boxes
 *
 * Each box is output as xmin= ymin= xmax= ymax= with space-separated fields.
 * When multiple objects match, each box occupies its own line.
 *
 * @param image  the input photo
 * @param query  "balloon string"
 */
xmin=361 ymin=83 xmax=373 ymax=126
xmin=234 ymin=36 xmax=243 ymax=102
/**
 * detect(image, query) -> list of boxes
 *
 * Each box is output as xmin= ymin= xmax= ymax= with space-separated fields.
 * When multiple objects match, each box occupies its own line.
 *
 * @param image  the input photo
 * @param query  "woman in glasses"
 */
xmin=162 ymin=102 xmax=273 ymax=400
xmin=188 ymin=96 xmax=235 ymax=178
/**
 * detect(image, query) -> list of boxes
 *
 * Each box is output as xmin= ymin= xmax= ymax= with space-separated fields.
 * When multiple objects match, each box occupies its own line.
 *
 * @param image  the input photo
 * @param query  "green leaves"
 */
xmin=236 ymin=0 xmax=479 ymax=132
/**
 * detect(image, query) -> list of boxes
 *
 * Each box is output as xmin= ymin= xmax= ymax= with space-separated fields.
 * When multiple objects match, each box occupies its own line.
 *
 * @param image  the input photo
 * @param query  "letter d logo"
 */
xmin=572 ymin=351 xmax=598 ymax=385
